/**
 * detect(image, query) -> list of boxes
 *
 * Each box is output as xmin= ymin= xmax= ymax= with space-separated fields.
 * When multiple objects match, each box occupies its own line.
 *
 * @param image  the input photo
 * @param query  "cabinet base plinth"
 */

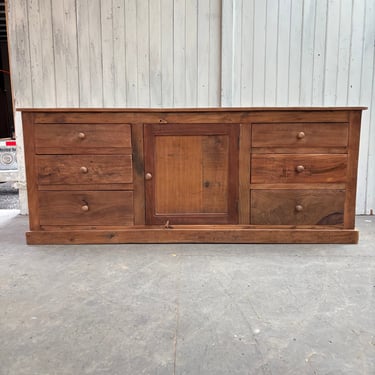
xmin=26 ymin=227 xmax=359 ymax=245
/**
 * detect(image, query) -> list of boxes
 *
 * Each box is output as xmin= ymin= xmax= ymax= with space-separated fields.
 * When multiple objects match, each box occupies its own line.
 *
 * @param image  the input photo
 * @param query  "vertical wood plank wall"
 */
xmin=7 ymin=0 xmax=375 ymax=215
xmin=221 ymin=0 xmax=375 ymax=215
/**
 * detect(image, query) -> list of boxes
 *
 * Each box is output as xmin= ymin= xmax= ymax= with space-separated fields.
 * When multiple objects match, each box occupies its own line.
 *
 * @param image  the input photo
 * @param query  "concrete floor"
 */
xmin=0 ymin=182 xmax=20 ymax=210
xmin=0 ymin=213 xmax=374 ymax=375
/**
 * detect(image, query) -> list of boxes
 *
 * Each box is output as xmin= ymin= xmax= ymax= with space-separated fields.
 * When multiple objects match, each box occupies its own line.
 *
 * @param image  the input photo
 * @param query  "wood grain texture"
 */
xmin=26 ymin=228 xmax=359 ymax=245
xmin=28 ymin=109 xmax=357 ymax=125
xmin=52 ymin=0 xmax=79 ymax=106
xmin=173 ymin=0 xmax=186 ymax=106
xmin=38 ymin=191 xmax=134 ymax=226
xmin=136 ymin=0 xmax=150 ymax=107
xmin=154 ymin=135 xmax=228 ymax=214
xmin=288 ymin=0 xmax=303 ymax=105
xmin=276 ymin=0 xmax=291 ymax=106
xmin=101 ymin=0 xmax=115 ymax=106
xmin=250 ymin=183 xmax=346 ymax=190
xmin=34 ymin=124 xmax=131 ymax=154
xmin=311 ymin=0 xmax=327 ymax=106
xmin=38 ymin=184 xmax=134 ymax=191
xmin=36 ymin=155 xmax=133 ymax=185
xmin=124 ymin=0 xmax=138 ymax=106
xmin=21 ymin=107 xmax=366 ymax=113
xmin=251 ymin=190 xmax=345 ymax=226
xmin=144 ymin=123 xmax=239 ymax=225
xmin=160 ymin=0 xmax=174 ymax=106
xmin=7 ymin=0 xmax=33 ymax=108
xmin=197 ymin=0 xmax=209 ymax=105
xmin=252 ymin=0 xmax=266 ymax=106
xmin=149 ymin=0 xmax=162 ymax=106
xmin=76 ymin=0 xmax=103 ymax=107
xmin=86 ymin=0 xmax=103 ymax=106
xmin=132 ymin=123 xmax=146 ymax=225
xmin=238 ymin=124 xmax=251 ymax=224
xmin=252 ymin=123 xmax=349 ymax=148
xmin=344 ymin=111 xmax=362 ymax=228
xmin=20 ymin=108 xmax=363 ymax=244
xmin=27 ymin=0 xmax=56 ymax=107
xmin=252 ymin=147 xmax=348 ymax=155
xmin=112 ymin=0 xmax=127 ymax=106
xmin=22 ymin=112 xmax=39 ymax=230
xmin=251 ymin=154 xmax=347 ymax=183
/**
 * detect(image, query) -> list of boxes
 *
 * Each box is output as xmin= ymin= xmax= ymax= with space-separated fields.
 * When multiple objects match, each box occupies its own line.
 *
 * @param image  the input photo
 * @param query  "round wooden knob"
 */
xmin=145 ymin=172 xmax=153 ymax=180
xmin=80 ymin=166 xmax=88 ymax=173
xmin=295 ymin=204 xmax=303 ymax=212
xmin=78 ymin=132 xmax=86 ymax=139
xmin=297 ymin=131 xmax=305 ymax=139
xmin=296 ymin=165 xmax=305 ymax=173
xmin=81 ymin=204 xmax=89 ymax=212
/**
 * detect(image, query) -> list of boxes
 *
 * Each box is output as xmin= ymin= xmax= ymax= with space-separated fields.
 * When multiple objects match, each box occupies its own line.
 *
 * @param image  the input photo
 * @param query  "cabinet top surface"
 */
xmin=18 ymin=106 xmax=367 ymax=113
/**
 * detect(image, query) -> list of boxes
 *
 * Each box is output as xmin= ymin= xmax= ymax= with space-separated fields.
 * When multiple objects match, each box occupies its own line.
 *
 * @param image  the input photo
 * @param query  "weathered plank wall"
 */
xmin=8 ymin=0 xmax=222 ymax=108
xmin=7 ymin=0 xmax=222 ymax=213
xmin=7 ymin=0 xmax=375 ymax=214
xmin=221 ymin=0 xmax=375 ymax=214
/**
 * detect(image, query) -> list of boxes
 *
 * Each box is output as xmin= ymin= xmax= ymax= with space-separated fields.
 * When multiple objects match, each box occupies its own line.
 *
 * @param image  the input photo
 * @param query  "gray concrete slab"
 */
xmin=0 ymin=214 xmax=374 ymax=375
xmin=0 ymin=182 xmax=20 ymax=210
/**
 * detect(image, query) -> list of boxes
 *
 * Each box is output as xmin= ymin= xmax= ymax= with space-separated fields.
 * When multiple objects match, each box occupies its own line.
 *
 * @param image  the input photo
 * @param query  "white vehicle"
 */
xmin=0 ymin=138 xmax=17 ymax=183
xmin=0 ymin=138 xmax=17 ymax=170
xmin=0 ymin=5 xmax=18 ymax=188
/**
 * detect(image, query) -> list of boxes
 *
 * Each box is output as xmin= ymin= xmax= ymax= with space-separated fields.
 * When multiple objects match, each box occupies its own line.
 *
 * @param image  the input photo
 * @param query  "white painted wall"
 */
xmin=8 ymin=0 xmax=222 ymax=108
xmin=7 ymin=0 xmax=222 ymax=213
xmin=221 ymin=0 xmax=375 ymax=215
xmin=6 ymin=0 xmax=375 ymax=214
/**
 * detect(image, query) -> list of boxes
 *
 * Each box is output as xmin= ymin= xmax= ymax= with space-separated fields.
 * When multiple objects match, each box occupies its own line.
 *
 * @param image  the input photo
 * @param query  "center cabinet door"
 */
xmin=144 ymin=124 xmax=239 ymax=225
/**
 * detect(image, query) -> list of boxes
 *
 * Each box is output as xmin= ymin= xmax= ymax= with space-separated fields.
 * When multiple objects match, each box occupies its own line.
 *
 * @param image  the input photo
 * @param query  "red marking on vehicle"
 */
xmin=5 ymin=141 xmax=16 ymax=147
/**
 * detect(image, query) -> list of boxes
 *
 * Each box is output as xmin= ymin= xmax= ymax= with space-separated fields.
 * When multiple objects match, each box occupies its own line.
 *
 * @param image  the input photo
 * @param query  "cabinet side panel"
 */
xmin=132 ymin=123 xmax=145 ymax=225
xmin=22 ymin=112 xmax=40 ymax=230
xmin=227 ymin=124 xmax=240 ymax=223
xmin=344 ymin=110 xmax=362 ymax=228
xmin=144 ymin=124 xmax=155 ymax=224
xmin=239 ymin=123 xmax=251 ymax=224
xmin=201 ymin=135 xmax=229 ymax=213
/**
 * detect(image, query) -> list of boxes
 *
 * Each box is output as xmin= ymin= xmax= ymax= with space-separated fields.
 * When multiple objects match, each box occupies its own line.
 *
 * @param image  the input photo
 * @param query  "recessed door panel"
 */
xmin=144 ymin=124 xmax=239 ymax=225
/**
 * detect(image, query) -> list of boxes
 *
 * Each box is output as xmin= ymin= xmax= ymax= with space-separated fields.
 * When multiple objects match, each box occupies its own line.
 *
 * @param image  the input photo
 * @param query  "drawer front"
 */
xmin=39 ymin=191 xmax=134 ymax=226
xmin=251 ymin=154 xmax=347 ymax=183
xmin=252 ymin=123 xmax=348 ymax=148
xmin=35 ymin=124 xmax=131 ymax=154
xmin=37 ymin=155 xmax=133 ymax=185
xmin=251 ymin=190 xmax=345 ymax=225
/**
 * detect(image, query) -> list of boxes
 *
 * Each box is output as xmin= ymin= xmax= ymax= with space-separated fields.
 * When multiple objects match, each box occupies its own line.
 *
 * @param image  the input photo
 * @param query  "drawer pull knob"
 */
xmin=297 ymin=131 xmax=305 ymax=139
xmin=81 ymin=204 xmax=89 ymax=212
xmin=80 ymin=166 xmax=88 ymax=173
xmin=78 ymin=132 xmax=86 ymax=139
xmin=145 ymin=172 xmax=153 ymax=180
xmin=296 ymin=165 xmax=305 ymax=173
xmin=295 ymin=204 xmax=303 ymax=212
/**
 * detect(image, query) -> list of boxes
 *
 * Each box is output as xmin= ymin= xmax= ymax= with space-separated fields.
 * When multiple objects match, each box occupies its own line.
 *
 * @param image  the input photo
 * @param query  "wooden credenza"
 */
xmin=20 ymin=107 xmax=365 ymax=244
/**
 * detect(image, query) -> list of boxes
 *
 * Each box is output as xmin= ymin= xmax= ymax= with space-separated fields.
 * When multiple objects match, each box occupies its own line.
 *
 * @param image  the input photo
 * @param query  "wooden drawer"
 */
xmin=251 ymin=190 xmax=345 ymax=225
xmin=36 ymin=155 xmax=133 ymax=185
xmin=39 ymin=191 xmax=134 ymax=226
xmin=251 ymin=154 xmax=347 ymax=183
xmin=252 ymin=123 xmax=348 ymax=149
xmin=35 ymin=124 xmax=131 ymax=154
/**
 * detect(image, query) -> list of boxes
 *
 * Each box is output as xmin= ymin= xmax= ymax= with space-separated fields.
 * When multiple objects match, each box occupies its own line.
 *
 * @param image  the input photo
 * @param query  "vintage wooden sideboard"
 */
xmin=20 ymin=107 xmax=365 ymax=244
